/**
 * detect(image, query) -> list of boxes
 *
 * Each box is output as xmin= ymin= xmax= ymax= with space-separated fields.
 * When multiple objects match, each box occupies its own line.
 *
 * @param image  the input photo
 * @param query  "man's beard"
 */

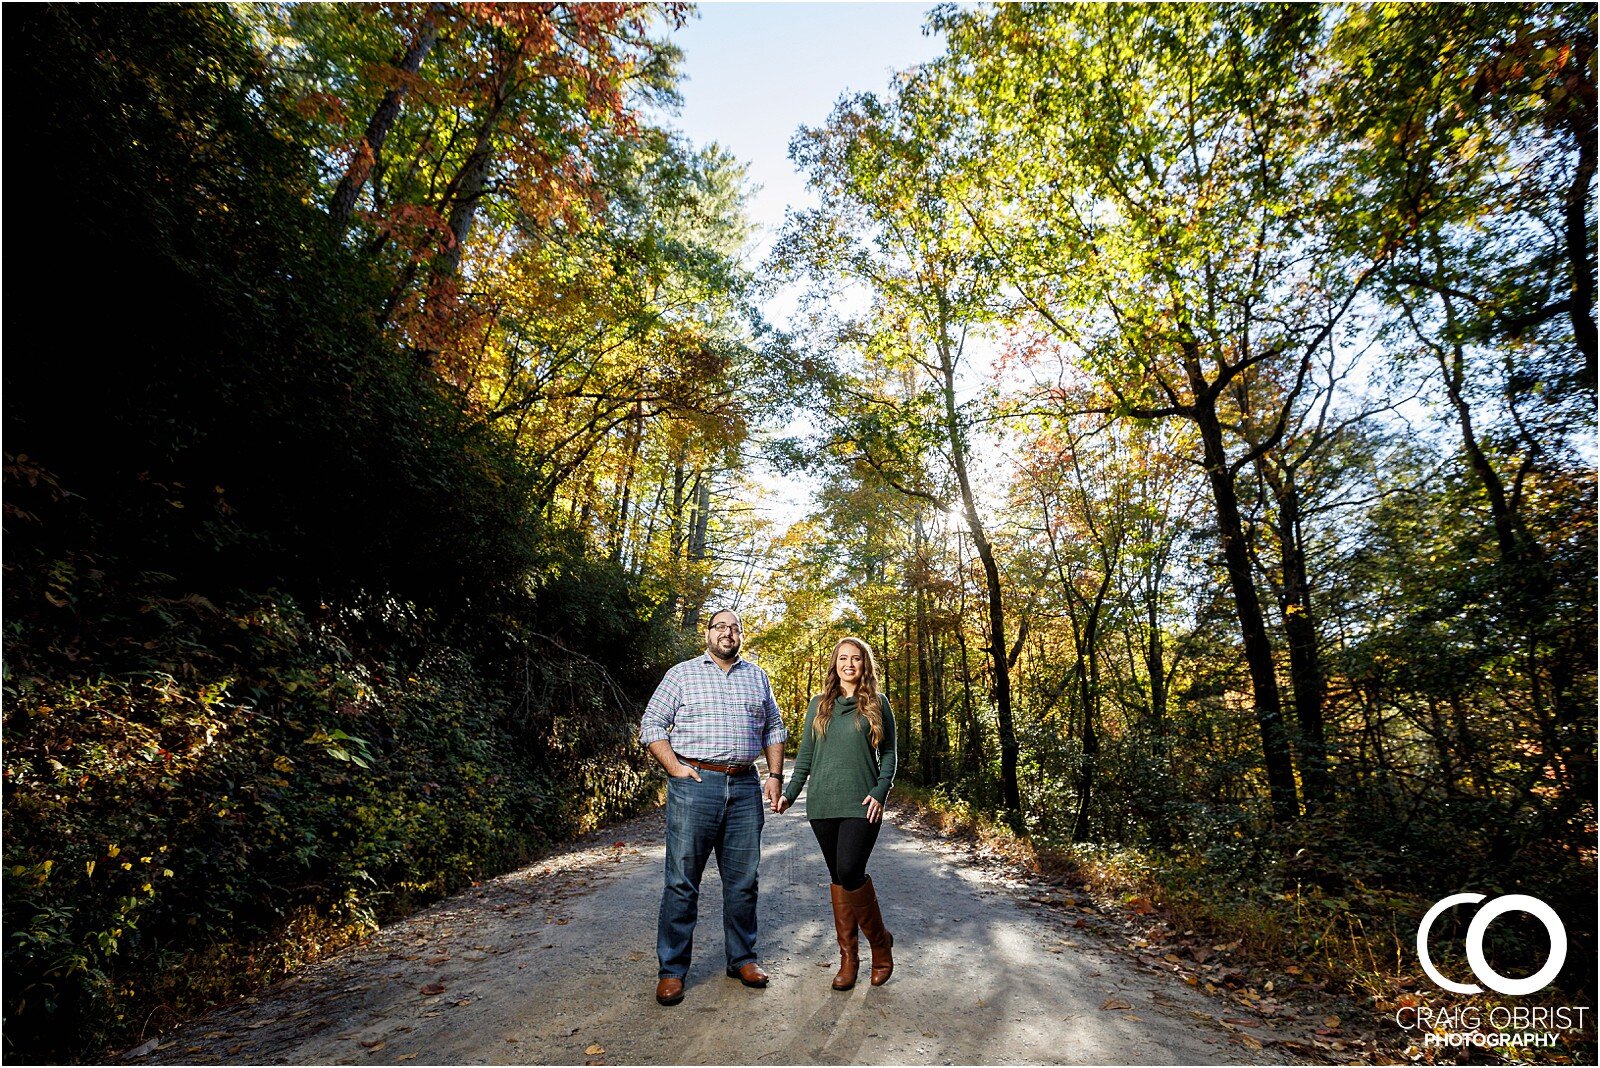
xmin=711 ymin=634 xmax=741 ymax=659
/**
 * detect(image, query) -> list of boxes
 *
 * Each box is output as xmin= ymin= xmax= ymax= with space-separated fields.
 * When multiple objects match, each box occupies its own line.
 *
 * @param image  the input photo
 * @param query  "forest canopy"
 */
xmin=2 ymin=2 xmax=1594 ymax=1062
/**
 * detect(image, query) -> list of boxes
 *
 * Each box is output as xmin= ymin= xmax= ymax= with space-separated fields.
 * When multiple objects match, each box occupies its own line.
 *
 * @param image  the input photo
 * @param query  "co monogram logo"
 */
xmin=1417 ymin=894 xmax=1568 ymax=996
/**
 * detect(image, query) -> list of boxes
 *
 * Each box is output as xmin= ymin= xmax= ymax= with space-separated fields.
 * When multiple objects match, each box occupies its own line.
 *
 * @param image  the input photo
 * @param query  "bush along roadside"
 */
xmin=891 ymin=784 xmax=1596 ymax=1066
xmin=2 ymin=560 xmax=680 ymax=1063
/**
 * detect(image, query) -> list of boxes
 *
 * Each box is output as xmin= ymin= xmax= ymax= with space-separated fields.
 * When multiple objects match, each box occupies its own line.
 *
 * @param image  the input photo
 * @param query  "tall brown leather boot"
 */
xmin=829 ymin=883 xmax=859 ymax=990
xmin=845 ymin=876 xmax=893 ymax=985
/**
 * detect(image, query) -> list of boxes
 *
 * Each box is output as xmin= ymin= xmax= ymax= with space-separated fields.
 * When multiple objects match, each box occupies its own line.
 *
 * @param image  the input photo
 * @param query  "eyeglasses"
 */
xmin=708 ymin=623 xmax=742 ymax=634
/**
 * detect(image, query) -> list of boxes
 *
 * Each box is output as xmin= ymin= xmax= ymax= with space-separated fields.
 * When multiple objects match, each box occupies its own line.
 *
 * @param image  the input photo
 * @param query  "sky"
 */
xmin=664 ymin=1 xmax=946 ymax=255
xmin=651 ymin=3 xmax=950 ymax=541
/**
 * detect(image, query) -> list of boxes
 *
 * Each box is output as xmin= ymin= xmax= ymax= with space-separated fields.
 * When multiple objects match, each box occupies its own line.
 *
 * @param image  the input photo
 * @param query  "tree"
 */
xmin=775 ymin=77 xmax=1026 ymax=819
xmin=934 ymin=2 xmax=1420 ymax=822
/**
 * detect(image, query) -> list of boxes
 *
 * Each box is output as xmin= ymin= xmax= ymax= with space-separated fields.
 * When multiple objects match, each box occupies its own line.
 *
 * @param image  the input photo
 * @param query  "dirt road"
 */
xmin=133 ymin=794 xmax=1306 ymax=1064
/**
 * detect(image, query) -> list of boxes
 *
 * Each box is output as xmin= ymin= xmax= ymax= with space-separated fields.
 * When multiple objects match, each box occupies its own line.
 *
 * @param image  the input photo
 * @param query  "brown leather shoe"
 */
xmin=844 ymin=876 xmax=893 ymax=985
xmin=655 ymin=976 xmax=685 ymax=1005
xmin=725 ymin=960 xmax=769 ymax=987
xmin=830 ymin=883 xmax=859 ymax=990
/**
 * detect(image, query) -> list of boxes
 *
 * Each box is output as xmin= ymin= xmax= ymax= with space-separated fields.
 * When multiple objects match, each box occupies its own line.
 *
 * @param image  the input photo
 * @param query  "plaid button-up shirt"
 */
xmin=639 ymin=653 xmax=788 ymax=764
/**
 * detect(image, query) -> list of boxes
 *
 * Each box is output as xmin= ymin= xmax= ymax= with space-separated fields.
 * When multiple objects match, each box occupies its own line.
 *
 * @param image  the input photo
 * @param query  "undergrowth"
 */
xmin=893 ymin=783 xmax=1595 ymax=1065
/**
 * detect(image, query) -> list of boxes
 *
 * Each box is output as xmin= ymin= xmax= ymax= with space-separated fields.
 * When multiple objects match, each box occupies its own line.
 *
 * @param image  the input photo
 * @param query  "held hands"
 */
xmin=775 ymin=796 xmax=792 ymax=814
xmin=763 ymin=775 xmax=783 ymax=812
xmin=862 ymin=795 xmax=884 ymax=823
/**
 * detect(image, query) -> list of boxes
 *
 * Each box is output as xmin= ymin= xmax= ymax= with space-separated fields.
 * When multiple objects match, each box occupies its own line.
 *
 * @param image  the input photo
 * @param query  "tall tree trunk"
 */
xmin=917 ymin=581 xmax=934 ymax=783
xmin=689 ymin=471 xmax=712 ymax=560
xmin=938 ymin=334 xmax=1021 ymax=818
xmin=1146 ymin=595 xmax=1167 ymax=731
xmin=1260 ymin=460 xmax=1332 ymax=807
xmin=1066 ymin=565 xmax=1113 ymax=842
xmin=610 ymin=407 xmax=644 ymax=562
xmin=1192 ymin=399 xmax=1300 ymax=823
xmin=387 ymin=38 xmax=519 ymax=346
xmin=954 ymin=619 xmax=982 ymax=777
xmin=682 ymin=471 xmax=711 ymax=629
xmin=930 ymin=628 xmax=949 ymax=781
xmin=1071 ymin=634 xmax=1098 ymax=842
xmin=329 ymin=7 xmax=444 ymax=235
xmin=662 ymin=459 xmax=687 ymax=619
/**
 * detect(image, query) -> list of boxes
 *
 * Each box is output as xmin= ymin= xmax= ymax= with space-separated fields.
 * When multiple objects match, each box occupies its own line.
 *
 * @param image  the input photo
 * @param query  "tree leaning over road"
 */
xmin=758 ymin=0 xmax=1593 ymax=1016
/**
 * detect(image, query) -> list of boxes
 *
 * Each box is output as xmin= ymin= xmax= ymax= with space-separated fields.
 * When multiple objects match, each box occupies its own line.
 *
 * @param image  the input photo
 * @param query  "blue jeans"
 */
xmin=658 ymin=770 xmax=764 ymax=979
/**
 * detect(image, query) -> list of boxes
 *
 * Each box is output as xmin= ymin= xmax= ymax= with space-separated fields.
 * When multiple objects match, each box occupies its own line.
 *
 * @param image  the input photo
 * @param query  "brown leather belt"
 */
xmin=681 ymin=757 xmax=756 ymax=776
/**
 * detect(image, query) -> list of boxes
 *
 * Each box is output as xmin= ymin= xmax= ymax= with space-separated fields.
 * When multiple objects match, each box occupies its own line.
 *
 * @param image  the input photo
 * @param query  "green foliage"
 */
xmin=3 ymin=3 xmax=738 ymax=1062
xmin=769 ymin=0 xmax=1595 ymax=1020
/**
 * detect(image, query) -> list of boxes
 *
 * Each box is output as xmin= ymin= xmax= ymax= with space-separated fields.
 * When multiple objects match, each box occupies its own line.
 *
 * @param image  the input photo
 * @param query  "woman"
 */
xmin=778 ymin=636 xmax=897 ymax=989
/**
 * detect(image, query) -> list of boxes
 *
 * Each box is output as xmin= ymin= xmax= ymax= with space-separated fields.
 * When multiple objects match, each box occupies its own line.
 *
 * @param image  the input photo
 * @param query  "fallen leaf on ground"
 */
xmin=397 ymin=1056 xmax=418 ymax=1062
xmin=360 ymin=1039 xmax=384 ymax=1049
xmin=1221 ymin=1017 xmax=1261 ymax=1027
xmin=586 ymin=1044 xmax=606 ymax=1055
xmin=426 ymin=955 xmax=450 ymax=965
xmin=1323 ymin=1015 xmax=1341 ymax=1029
xmin=1241 ymin=1035 xmax=1264 ymax=1050
xmin=1100 ymin=998 xmax=1133 ymax=1011
xmin=420 ymin=983 xmax=446 ymax=996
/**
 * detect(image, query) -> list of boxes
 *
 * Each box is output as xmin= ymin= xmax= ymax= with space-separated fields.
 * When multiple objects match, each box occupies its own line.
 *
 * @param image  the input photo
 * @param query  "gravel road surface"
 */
xmin=132 ymin=793 xmax=1306 ymax=1065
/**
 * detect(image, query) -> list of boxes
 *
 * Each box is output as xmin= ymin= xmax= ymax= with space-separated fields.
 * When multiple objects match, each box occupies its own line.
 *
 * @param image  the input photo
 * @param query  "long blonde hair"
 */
xmin=815 ymin=637 xmax=884 ymax=748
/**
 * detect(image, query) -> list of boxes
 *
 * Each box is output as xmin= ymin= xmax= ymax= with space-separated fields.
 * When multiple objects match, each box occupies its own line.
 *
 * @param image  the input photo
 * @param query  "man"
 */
xmin=639 ymin=608 xmax=787 ymax=1007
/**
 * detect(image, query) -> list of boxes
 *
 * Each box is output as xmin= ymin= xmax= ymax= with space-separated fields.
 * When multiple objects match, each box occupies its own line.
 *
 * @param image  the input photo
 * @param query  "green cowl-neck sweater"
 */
xmin=783 ymin=693 xmax=897 ymax=820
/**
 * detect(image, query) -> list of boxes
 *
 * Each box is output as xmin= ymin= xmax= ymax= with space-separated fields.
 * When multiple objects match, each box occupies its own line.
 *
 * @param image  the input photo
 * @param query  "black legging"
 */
xmin=810 ymin=817 xmax=881 ymax=891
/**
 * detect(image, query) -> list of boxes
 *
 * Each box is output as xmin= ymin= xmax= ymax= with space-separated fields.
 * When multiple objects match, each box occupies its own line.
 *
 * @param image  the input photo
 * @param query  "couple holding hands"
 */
xmin=639 ymin=609 xmax=897 ymax=1007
